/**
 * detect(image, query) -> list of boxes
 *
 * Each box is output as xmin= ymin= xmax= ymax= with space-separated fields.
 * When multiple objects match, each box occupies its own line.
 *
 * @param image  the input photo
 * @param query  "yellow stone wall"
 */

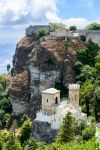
xmin=42 ymin=92 xmax=60 ymax=114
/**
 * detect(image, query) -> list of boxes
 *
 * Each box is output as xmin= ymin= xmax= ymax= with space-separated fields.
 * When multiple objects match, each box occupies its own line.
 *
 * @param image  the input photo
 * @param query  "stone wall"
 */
xmin=76 ymin=30 xmax=100 ymax=46
xmin=87 ymin=31 xmax=100 ymax=46
xmin=25 ymin=25 xmax=50 ymax=36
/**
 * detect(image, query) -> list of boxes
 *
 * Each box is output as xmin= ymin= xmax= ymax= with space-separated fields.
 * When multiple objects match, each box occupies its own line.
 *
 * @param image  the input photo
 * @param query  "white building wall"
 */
xmin=36 ymin=106 xmax=87 ymax=129
xmin=36 ymin=112 xmax=51 ymax=123
xmin=36 ymin=111 xmax=64 ymax=129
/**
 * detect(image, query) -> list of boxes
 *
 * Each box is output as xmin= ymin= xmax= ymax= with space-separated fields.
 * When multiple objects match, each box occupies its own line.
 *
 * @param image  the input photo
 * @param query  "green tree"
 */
xmin=36 ymin=28 xmax=48 ymax=38
xmin=95 ymin=51 xmax=100 ymax=63
xmin=94 ymin=86 xmax=100 ymax=120
xmin=0 ymin=98 xmax=12 ymax=113
xmin=7 ymin=64 xmax=11 ymax=74
xmin=20 ymin=119 xmax=31 ymax=145
xmin=69 ymin=26 xmax=77 ymax=31
xmin=86 ymin=22 xmax=100 ymax=30
xmin=82 ymin=125 xmax=96 ymax=141
xmin=77 ymin=40 xmax=99 ymax=66
xmin=49 ymin=23 xmax=66 ymax=32
xmin=74 ymin=61 xmax=83 ymax=74
xmin=80 ymin=35 xmax=86 ymax=42
xmin=23 ymin=137 xmax=38 ymax=150
xmin=80 ymin=80 xmax=94 ymax=115
xmin=6 ymin=134 xmax=22 ymax=150
xmin=11 ymin=67 xmax=15 ymax=76
xmin=57 ymin=112 xmax=77 ymax=143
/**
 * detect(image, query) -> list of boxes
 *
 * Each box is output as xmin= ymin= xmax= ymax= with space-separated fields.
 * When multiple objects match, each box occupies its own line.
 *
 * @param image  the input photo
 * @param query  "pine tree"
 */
xmin=57 ymin=112 xmax=77 ymax=143
xmin=20 ymin=119 xmax=31 ymax=145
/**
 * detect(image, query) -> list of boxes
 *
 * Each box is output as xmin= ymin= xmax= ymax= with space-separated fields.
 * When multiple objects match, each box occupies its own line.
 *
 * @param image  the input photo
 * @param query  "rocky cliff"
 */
xmin=32 ymin=120 xmax=57 ymax=143
xmin=9 ymin=27 xmax=85 ymax=118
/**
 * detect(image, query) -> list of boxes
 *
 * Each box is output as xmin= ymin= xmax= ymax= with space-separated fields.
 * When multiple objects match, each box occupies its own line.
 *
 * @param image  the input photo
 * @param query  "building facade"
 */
xmin=35 ymin=84 xmax=87 ymax=129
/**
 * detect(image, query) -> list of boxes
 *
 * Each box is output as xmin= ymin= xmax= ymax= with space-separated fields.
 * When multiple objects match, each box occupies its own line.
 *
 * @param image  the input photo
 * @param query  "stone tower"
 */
xmin=42 ymin=88 xmax=60 ymax=115
xmin=69 ymin=84 xmax=80 ymax=106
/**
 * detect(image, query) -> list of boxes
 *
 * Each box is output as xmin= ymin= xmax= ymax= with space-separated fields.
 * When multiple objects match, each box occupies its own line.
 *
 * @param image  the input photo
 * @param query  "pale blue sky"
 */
xmin=0 ymin=0 xmax=100 ymax=72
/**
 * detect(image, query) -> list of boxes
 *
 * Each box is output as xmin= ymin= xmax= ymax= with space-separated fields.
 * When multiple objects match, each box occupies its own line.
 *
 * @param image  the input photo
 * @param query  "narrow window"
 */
xmin=47 ymin=99 xmax=48 ymax=103
xmin=55 ymin=97 xmax=58 ymax=104
xmin=75 ymin=95 xmax=77 ymax=101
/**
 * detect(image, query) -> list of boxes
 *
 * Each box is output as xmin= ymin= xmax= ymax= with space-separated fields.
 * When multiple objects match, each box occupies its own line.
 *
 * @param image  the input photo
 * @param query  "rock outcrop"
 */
xmin=9 ymin=27 xmax=85 ymax=117
xmin=32 ymin=120 xmax=57 ymax=143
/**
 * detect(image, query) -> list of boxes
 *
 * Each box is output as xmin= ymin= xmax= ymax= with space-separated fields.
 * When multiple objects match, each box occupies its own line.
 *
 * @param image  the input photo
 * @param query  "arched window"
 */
xmin=75 ymin=95 xmax=77 ymax=101
xmin=55 ymin=97 xmax=58 ymax=104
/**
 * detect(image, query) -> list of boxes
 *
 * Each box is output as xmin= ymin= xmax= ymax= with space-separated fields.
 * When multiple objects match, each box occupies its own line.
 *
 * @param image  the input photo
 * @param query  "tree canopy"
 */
xmin=86 ymin=23 xmax=100 ymax=30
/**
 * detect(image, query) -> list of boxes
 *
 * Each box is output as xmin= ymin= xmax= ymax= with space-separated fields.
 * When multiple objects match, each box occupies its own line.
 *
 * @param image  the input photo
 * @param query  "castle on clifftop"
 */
xmin=35 ymin=84 xmax=87 ymax=129
xmin=25 ymin=25 xmax=100 ymax=46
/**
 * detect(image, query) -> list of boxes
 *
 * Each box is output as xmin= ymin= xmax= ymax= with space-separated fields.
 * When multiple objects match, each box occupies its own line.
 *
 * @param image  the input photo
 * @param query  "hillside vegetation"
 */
xmin=74 ymin=39 xmax=100 ymax=121
xmin=0 ymin=74 xmax=12 ymax=129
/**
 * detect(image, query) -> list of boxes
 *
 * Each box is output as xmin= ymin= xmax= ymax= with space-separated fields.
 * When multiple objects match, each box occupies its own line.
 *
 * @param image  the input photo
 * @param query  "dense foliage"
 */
xmin=36 ymin=28 xmax=48 ymax=38
xmin=49 ymin=23 xmax=67 ymax=32
xmin=0 ymin=74 xmax=12 ymax=129
xmin=57 ymin=112 xmax=78 ymax=143
xmin=0 ymin=113 xmax=98 ymax=150
xmin=86 ymin=23 xmax=100 ymax=30
xmin=74 ymin=40 xmax=100 ymax=120
xmin=69 ymin=26 xmax=77 ymax=31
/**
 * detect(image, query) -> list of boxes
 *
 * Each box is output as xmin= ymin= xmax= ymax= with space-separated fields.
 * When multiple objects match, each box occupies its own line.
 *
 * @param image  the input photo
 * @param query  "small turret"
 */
xmin=69 ymin=84 xmax=80 ymax=106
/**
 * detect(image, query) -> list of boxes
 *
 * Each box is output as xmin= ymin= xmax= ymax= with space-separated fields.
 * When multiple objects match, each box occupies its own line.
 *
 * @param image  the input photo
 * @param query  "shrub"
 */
xmin=69 ymin=26 xmax=77 ymax=31
xmin=82 ymin=125 xmax=96 ymax=140
xmin=36 ymin=28 xmax=48 ymax=38
xmin=74 ymin=61 xmax=83 ymax=74
xmin=80 ymin=35 xmax=86 ymax=42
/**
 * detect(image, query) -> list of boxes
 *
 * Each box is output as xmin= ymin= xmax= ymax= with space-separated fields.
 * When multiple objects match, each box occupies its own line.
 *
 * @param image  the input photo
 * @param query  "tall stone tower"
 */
xmin=42 ymin=88 xmax=60 ymax=115
xmin=69 ymin=84 xmax=80 ymax=106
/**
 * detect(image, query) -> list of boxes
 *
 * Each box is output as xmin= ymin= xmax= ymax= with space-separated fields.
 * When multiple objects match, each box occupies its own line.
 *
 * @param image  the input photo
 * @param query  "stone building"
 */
xmin=35 ymin=84 xmax=87 ymax=129
xmin=42 ymin=88 xmax=60 ymax=115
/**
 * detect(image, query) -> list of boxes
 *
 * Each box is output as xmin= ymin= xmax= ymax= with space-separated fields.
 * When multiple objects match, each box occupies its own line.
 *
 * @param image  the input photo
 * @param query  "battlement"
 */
xmin=69 ymin=84 xmax=80 ymax=90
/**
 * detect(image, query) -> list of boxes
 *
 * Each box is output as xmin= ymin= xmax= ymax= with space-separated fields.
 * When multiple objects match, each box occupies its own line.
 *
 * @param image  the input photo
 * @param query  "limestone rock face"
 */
xmin=32 ymin=120 xmax=57 ymax=143
xmin=9 ymin=28 xmax=85 ymax=117
xmin=9 ymin=71 xmax=30 ymax=115
xmin=13 ymin=36 xmax=34 ymax=73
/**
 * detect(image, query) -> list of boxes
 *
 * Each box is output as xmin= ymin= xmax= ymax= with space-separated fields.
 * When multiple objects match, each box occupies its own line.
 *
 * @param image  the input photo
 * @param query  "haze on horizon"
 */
xmin=0 ymin=0 xmax=100 ymax=73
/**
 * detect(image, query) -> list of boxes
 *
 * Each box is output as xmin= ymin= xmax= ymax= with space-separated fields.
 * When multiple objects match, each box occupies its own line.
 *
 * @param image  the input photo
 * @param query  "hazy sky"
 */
xmin=0 ymin=0 xmax=100 ymax=72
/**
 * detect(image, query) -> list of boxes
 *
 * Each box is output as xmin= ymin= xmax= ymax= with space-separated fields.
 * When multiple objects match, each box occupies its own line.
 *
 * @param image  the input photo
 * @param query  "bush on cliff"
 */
xmin=36 ymin=28 xmax=48 ymax=38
